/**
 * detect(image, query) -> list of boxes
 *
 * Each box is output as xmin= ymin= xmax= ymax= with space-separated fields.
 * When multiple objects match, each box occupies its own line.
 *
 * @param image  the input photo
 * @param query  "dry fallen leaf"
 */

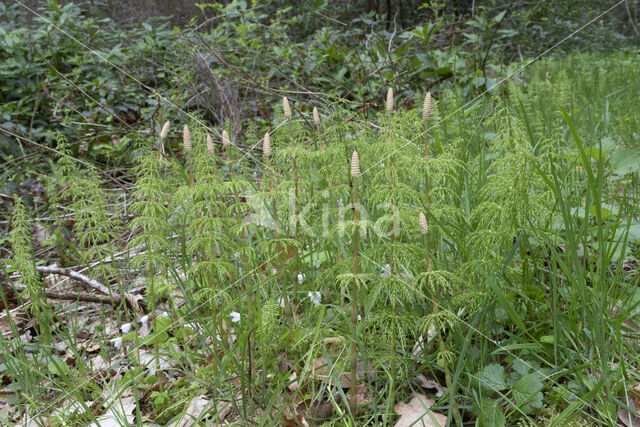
xmin=413 ymin=374 xmax=445 ymax=398
xmin=619 ymin=387 xmax=640 ymax=427
xmin=347 ymin=383 xmax=372 ymax=406
xmin=309 ymin=357 xmax=375 ymax=388
xmin=174 ymin=395 xmax=210 ymax=427
xmin=288 ymin=371 xmax=300 ymax=392
xmin=296 ymin=398 xmax=334 ymax=420
xmin=97 ymin=393 xmax=136 ymax=427
xmin=283 ymin=414 xmax=310 ymax=427
xmin=394 ymin=393 xmax=447 ymax=427
xmin=139 ymin=351 xmax=173 ymax=376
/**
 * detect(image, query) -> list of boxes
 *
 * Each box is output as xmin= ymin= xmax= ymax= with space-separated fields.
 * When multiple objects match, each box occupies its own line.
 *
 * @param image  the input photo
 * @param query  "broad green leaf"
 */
xmin=512 ymin=374 xmax=544 ymax=414
xmin=610 ymin=148 xmax=640 ymax=175
xmin=47 ymin=356 xmax=71 ymax=376
xmin=479 ymin=364 xmax=507 ymax=391
xmin=476 ymin=400 xmax=506 ymax=427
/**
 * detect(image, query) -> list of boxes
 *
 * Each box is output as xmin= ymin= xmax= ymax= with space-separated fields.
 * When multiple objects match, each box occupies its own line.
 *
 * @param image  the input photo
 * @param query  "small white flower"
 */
xmin=230 ymin=311 xmax=241 ymax=323
xmin=105 ymin=327 xmax=112 ymax=335
xmin=278 ymin=297 xmax=285 ymax=308
xmin=216 ymin=335 xmax=221 ymax=341
xmin=381 ymin=264 xmax=392 ymax=277
xmin=158 ymin=311 xmax=169 ymax=318
xmin=308 ymin=291 xmax=321 ymax=305
xmin=297 ymin=273 xmax=304 ymax=284
xmin=357 ymin=315 xmax=362 ymax=321
xmin=110 ymin=337 xmax=123 ymax=349
xmin=272 ymin=267 xmax=278 ymax=275
xmin=139 ymin=315 xmax=149 ymax=324
xmin=120 ymin=323 xmax=132 ymax=334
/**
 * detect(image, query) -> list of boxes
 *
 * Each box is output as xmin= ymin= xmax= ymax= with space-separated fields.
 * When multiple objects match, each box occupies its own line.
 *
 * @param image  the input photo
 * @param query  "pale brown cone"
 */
xmin=419 ymin=212 xmax=428 ymax=235
xmin=423 ymin=92 xmax=432 ymax=121
xmin=160 ymin=121 xmax=170 ymax=140
xmin=313 ymin=107 xmax=320 ymax=125
xmin=386 ymin=87 xmax=394 ymax=112
xmin=222 ymin=130 xmax=231 ymax=146
xmin=183 ymin=125 xmax=192 ymax=152
xmin=206 ymin=135 xmax=214 ymax=155
xmin=283 ymin=96 xmax=292 ymax=118
xmin=263 ymin=132 xmax=271 ymax=157
xmin=350 ymin=151 xmax=360 ymax=178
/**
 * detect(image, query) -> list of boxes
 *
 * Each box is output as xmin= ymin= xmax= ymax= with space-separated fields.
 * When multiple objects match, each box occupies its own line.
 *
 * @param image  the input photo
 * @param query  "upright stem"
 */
xmin=268 ymin=156 xmax=295 ymax=342
xmin=288 ymin=119 xmax=301 ymax=313
xmin=424 ymin=119 xmax=430 ymax=208
xmin=423 ymin=233 xmax=461 ymax=426
xmin=350 ymin=175 xmax=360 ymax=415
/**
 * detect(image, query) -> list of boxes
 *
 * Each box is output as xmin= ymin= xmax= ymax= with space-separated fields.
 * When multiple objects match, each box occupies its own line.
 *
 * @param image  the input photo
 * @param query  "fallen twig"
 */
xmin=3 ymin=282 xmax=126 ymax=307
xmin=35 ymin=265 xmax=111 ymax=295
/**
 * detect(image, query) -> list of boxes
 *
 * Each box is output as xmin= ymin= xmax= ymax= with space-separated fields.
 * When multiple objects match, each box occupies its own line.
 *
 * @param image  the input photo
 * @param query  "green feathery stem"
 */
xmin=9 ymin=198 xmax=51 ymax=345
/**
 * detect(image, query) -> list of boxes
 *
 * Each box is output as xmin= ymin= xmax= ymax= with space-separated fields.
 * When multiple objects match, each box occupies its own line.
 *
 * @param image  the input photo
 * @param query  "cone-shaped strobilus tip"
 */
xmin=419 ymin=212 xmax=428 ymax=235
xmin=263 ymin=132 xmax=271 ymax=157
xmin=160 ymin=121 xmax=170 ymax=140
xmin=222 ymin=130 xmax=231 ymax=146
xmin=283 ymin=96 xmax=292 ymax=118
xmin=206 ymin=135 xmax=214 ymax=155
xmin=386 ymin=87 xmax=394 ymax=112
xmin=183 ymin=125 xmax=192 ymax=152
xmin=423 ymin=91 xmax=432 ymax=121
xmin=351 ymin=151 xmax=360 ymax=178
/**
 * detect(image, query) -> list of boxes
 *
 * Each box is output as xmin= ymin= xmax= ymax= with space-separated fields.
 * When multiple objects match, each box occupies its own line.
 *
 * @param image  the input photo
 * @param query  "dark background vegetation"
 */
xmin=0 ymin=0 xmax=637 ymax=216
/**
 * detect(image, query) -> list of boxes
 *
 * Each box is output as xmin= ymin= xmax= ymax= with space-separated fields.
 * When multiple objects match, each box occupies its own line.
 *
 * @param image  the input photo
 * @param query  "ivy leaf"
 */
xmin=512 ymin=374 xmax=544 ymax=414
xmin=479 ymin=364 xmax=507 ymax=392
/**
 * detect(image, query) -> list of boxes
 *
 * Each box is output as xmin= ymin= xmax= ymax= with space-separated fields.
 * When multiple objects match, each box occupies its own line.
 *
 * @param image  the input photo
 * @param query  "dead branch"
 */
xmin=35 ymin=266 xmax=111 ymax=295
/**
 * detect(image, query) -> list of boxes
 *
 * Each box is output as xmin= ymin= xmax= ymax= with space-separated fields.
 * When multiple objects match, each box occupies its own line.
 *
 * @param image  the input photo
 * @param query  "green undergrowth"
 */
xmin=3 ymin=51 xmax=640 ymax=426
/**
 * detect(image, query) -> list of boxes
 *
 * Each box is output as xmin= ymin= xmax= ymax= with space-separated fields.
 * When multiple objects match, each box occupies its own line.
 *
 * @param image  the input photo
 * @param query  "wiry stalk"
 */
xmin=265 ymin=132 xmax=295 ymax=340
xmin=386 ymin=87 xmax=394 ymax=186
xmin=423 ymin=92 xmax=432 ymax=272
xmin=283 ymin=97 xmax=301 ymax=313
xmin=385 ymin=87 xmax=399 ymax=400
xmin=183 ymin=124 xmax=193 ymax=187
xmin=350 ymin=151 xmax=361 ymax=415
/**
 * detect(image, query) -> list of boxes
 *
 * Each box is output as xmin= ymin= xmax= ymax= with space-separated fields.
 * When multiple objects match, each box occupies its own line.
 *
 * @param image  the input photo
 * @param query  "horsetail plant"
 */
xmin=418 ymin=211 xmax=461 ymax=426
xmin=9 ymin=198 xmax=51 ymax=345
xmin=282 ymin=97 xmax=302 ymax=311
xmin=423 ymin=91 xmax=432 ymax=207
xmin=262 ymin=130 xmax=296 ymax=346
xmin=349 ymin=150 xmax=361 ymax=414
